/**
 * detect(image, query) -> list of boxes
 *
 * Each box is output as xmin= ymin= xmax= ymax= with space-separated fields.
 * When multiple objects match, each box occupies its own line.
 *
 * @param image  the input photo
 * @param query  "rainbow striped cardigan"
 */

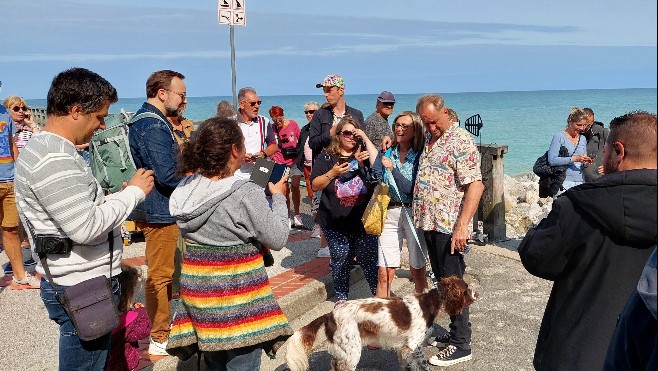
xmin=167 ymin=242 xmax=292 ymax=359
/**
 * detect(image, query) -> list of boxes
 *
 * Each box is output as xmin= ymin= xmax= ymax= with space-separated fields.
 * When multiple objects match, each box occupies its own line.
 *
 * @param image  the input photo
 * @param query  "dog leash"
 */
xmin=385 ymin=168 xmax=438 ymax=289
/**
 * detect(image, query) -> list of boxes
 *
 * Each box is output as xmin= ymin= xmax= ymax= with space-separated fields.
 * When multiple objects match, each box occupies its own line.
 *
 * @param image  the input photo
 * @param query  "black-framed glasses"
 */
xmin=12 ymin=106 xmax=29 ymax=112
xmin=394 ymin=123 xmax=412 ymax=130
xmin=165 ymin=89 xmax=186 ymax=100
xmin=245 ymin=100 xmax=262 ymax=107
xmin=304 ymin=109 xmax=317 ymax=115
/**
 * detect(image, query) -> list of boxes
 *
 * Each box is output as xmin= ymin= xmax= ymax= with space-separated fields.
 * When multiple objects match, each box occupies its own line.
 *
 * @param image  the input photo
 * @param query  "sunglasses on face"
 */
xmin=340 ymin=130 xmax=356 ymax=138
xmin=382 ymin=102 xmax=395 ymax=108
xmin=246 ymin=100 xmax=262 ymax=107
xmin=304 ymin=110 xmax=317 ymax=115
xmin=12 ymin=106 xmax=29 ymax=112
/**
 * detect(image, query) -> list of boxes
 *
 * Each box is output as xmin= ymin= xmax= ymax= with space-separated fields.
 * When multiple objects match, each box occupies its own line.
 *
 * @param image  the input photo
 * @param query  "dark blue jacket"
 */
xmin=308 ymin=105 xmax=364 ymax=161
xmin=128 ymin=102 xmax=182 ymax=223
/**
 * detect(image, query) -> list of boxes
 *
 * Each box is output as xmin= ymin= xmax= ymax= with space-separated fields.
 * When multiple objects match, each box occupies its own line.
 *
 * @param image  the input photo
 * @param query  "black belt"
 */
xmin=388 ymin=201 xmax=409 ymax=208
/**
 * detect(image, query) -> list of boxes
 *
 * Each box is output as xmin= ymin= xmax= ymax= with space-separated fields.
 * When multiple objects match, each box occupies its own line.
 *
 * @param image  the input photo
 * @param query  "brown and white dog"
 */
xmin=285 ymin=276 xmax=477 ymax=371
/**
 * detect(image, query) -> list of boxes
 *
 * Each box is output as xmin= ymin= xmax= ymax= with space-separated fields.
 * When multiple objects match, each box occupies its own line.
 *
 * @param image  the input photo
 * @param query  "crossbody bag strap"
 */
xmin=386 ymin=168 xmax=438 ymax=288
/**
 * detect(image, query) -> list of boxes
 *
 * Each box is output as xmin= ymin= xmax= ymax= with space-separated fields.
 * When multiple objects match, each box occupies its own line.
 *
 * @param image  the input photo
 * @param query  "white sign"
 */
xmin=218 ymin=0 xmax=246 ymax=26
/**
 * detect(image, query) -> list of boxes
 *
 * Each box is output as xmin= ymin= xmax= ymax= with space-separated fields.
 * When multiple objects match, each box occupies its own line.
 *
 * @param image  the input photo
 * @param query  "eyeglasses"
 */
xmin=272 ymin=117 xmax=284 ymax=122
xmin=245 ymin=100 xmax=262 ymax=107
xmin=381 ymin=102 xmax=395 ymax=108
xmin=394 ymin=123 xmax=412 ymax=130
xmin=304 ymin=110 xmax=317 ymax=115
xmin=12 ymin=106 xmax=29 ymax=112
xmin=165 ymin=89 xmax=186 ymax=100
xmin=340 ymin=130 xmax=356 ymax=138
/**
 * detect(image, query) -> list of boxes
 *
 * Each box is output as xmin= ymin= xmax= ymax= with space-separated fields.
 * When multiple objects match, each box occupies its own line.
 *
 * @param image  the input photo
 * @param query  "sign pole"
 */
xmin=230 ymin=24 xmax=237 ymax=109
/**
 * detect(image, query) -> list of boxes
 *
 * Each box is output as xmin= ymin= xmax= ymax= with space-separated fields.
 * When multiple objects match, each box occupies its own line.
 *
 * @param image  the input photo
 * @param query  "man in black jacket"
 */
xmin=583 ymin=107 xmax=609 ymax=182
xmin=519 ymin=111 xmax=657 ymax=371
xmin=308 ymin=74 xmax=365 ymax=161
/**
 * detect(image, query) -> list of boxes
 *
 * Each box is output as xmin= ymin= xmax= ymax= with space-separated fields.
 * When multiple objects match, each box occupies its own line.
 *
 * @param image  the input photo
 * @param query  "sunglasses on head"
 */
xmin=304 ymin=110 xmax=317 ymax=115
xmin=12 ymin=106 xmax=28 ymax=112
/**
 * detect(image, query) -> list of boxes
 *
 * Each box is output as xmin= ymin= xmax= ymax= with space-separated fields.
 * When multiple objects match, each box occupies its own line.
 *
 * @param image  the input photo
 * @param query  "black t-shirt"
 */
xmin=310 ymin=151 xmax=372 ymax=232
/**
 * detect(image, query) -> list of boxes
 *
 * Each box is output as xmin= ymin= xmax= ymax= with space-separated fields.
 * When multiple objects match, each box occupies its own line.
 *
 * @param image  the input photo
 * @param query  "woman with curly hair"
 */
xmin=167 ymin=117 xmax=292 ymax=370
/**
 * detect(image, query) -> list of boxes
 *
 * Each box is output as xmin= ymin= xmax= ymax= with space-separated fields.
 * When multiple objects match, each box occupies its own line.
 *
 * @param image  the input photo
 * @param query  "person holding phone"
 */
xmin=3 ymin=96 xmax=40 ymax=152
xmin=310 ymin=115 xmax=379 ymax=308
xmin=169 ymin=116 xmax=293 ymax=370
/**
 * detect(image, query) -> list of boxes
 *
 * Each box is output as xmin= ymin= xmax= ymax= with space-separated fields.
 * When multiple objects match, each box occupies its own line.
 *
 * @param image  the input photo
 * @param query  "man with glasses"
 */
xmin=128 ymin=69 xmax=187 ymax=355
xmin=413 ymin=94 xmax=483 ymax=367
xmin=235 ymin=87 xmax=277 ymax=179
xmin=309 ymin=74 xmax=365 ymax=161
xmin=363 ymin=91 xmax=395 ymax=151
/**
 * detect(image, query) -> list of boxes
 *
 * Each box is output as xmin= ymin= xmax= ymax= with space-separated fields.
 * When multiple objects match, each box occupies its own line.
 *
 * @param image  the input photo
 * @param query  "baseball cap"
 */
xmin=377 ymin=91 xmax=395 ymax=103
xmin=315 ymin=74 xmax=344 ymax=89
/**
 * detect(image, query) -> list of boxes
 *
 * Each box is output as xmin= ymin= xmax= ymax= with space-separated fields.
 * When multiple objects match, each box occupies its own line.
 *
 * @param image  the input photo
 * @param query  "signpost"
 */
xmin=218 ymin=0 xmax=246 ymax=108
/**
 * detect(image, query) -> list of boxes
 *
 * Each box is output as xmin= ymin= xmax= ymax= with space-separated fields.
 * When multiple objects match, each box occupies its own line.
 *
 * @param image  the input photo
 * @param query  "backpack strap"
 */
xmin=129 ymin=111 xmax=177 ymax=143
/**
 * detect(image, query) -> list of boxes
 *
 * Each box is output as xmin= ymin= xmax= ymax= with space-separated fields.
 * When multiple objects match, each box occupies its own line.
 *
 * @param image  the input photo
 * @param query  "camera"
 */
xmin=34 ymin=235 xmax=73 ymax=255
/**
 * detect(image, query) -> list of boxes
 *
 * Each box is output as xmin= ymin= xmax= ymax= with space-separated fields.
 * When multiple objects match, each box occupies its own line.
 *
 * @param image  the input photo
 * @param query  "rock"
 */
xmin=503 ymin=173 xmax=553 ymax=238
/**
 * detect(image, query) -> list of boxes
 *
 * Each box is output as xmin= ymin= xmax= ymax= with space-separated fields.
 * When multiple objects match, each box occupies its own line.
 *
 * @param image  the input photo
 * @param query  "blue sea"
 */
xmin=27 ymin=88 xmax=656 ymax=176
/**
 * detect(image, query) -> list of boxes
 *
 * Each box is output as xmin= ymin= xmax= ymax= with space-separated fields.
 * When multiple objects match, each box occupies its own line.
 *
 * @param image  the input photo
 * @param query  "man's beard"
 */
xmin=164 ymin=102 xmax=181 ymax=118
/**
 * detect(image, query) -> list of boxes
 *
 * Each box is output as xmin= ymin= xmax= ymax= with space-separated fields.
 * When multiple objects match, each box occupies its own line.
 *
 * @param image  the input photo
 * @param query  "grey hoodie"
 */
xmin=169 ymin=174 xmax=289 ymax=250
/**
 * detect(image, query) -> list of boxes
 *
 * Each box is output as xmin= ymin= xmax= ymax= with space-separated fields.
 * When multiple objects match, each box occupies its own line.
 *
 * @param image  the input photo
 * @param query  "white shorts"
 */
xmin=377 ymin=206 xmax=428 ymax=269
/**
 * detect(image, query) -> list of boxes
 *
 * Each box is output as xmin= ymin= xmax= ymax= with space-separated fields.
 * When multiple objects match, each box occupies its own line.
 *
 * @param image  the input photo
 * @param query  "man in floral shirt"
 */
xmin=413 ymin=94 xmax=483 ymax=367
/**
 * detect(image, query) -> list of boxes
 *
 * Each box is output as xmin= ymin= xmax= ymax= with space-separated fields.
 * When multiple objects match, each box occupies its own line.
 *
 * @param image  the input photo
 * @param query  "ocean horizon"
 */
xmin=26 ymin=88 xmax=657 ymax=176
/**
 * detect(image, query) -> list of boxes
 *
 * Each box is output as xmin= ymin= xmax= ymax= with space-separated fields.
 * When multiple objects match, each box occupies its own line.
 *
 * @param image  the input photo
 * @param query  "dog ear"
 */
xmin=441 ymin=276 xmax=469 ymax=316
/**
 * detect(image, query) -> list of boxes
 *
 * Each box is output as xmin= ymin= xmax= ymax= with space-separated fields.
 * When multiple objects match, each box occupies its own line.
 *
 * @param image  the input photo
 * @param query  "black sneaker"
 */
xmin=427 ymin=333 xmax=450 ymax=347
xmin=428 ymin=345 xmax=472 ymax=366
xmin=24 ymin=257 xmax=37 ymax=267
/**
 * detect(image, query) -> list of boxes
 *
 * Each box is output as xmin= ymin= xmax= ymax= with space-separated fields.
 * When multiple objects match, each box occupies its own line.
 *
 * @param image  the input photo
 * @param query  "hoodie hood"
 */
xmin=169 ymin=174 xmax=247 ymax=232
xmin=564 ymin=169 xmax=657 ymax=245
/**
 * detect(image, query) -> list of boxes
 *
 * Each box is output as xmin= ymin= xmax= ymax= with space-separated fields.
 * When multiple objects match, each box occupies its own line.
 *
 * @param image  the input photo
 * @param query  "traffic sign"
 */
xmin=217 ymin=0 xmax=246 ymax=26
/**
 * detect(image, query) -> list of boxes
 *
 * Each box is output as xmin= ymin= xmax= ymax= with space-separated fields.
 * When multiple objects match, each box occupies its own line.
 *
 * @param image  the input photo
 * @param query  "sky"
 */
xmin=1 ymin=0 xmax=656 ymax=99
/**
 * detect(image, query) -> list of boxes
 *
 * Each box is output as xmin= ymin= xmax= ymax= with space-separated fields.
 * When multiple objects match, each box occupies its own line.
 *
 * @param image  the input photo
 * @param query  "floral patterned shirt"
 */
xmin=413 ymin=123 xmax=481 ymax=234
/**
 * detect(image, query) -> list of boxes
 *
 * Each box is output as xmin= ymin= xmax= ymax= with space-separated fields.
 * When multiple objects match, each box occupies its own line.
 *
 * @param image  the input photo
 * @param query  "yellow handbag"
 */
xmin=361 ymin=181 xmax=391 ymax=235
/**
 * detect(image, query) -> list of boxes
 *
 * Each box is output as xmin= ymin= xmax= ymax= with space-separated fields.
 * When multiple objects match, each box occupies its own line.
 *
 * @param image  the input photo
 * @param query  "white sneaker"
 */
xmin=311 ymin=225 xmax=321 ymax=238
xmin=317 ymin=247 xmax=331 ymax=258
xmin=293 ymin=214 xmax=303 ymax=227
xmin=148 ymin=337 xmax=169 ymax=356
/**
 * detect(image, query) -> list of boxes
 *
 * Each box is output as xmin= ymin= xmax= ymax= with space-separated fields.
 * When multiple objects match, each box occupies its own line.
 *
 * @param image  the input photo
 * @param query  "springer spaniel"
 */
xmin=285 ymin=276 xmax=477 ymax=371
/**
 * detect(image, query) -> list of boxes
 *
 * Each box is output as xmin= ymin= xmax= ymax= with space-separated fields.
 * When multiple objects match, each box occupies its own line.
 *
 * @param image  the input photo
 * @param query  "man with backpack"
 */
xmin=234 ymin=86 xmax=277 ymax=179
xmin=128 ymin=69 xmax=187 ymax=356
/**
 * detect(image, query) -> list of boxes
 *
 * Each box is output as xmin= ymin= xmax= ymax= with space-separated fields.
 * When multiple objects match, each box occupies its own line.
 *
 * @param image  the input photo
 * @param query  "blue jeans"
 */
xmin=40 ymin=277 xmax=120 ymax=371
xmin=203 ymin=345 xmax=262 ymax=371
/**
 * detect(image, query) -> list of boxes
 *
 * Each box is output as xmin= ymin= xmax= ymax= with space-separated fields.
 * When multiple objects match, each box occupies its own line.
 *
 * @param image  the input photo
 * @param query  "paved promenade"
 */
xmin=1 ymin=229 xmax=552 ymax=371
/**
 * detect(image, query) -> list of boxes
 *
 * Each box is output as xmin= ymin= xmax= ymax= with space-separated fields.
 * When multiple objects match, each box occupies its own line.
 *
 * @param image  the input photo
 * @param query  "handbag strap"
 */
xmin=385 ymin=168 xmax=438 ymax=289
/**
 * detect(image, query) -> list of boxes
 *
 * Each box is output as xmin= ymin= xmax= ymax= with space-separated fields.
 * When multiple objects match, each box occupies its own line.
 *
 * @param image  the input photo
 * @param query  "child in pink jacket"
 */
xmin=108 ymin=264 xmax=152 ymax=371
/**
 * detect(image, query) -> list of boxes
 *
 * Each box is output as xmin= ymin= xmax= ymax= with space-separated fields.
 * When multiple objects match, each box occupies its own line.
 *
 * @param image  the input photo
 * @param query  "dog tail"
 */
xmin=286 ymin=313 xmax=330 ymax=371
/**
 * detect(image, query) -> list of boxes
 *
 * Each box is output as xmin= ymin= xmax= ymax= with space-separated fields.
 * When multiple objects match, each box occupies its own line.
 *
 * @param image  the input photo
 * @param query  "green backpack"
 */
xmin=89 ymin=110 xmax=163 ymax=193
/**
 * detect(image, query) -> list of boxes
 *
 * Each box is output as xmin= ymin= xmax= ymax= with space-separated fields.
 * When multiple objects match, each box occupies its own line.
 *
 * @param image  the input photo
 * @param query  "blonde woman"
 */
xmin=548 ymin=107 xmax=594 ymax=194
xmin=3 ymin=96 xmax=40 ymax=151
